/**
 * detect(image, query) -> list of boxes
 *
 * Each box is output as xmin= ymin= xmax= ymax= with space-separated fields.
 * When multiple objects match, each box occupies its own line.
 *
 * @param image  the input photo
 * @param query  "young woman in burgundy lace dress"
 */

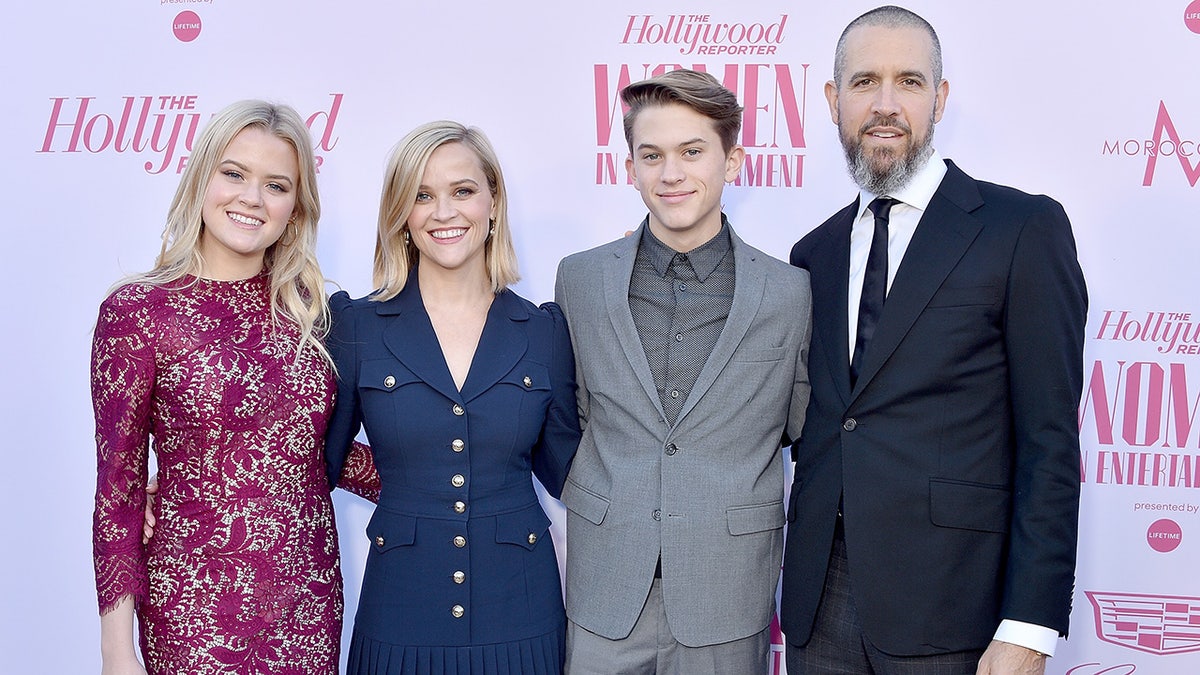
xmin=91 ymin=100 xmax=375 ymax=675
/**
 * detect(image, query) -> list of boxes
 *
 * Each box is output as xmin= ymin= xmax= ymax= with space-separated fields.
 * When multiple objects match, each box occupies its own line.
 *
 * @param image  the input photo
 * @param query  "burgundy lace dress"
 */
xmin=91 ymin=273 xmax=358 ymax=674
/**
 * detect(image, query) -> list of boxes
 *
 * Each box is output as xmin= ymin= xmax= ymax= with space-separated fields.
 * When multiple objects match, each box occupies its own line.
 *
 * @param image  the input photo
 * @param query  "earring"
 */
xmin=403 ymin=230 xmax=411 ymax=245
xmin=488 ymin=219 xmax=496 ymax=235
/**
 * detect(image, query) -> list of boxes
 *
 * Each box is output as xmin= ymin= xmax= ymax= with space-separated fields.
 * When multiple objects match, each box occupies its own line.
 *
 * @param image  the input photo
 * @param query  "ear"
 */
xmin=724 ymin=145 xmax=746 ymax=183
xmin=824 ymin=80 xmax=840 ymax=125
xmin=625 ymin=154 xmax=639 ymax=189
xmin=933 ymin=78 xmax=949 ymax=124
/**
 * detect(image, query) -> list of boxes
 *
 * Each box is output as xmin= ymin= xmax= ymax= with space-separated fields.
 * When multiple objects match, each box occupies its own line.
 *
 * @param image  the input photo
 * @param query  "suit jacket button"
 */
xmin=452 ymin=404 xmax=465 ymax=416
xmin=454 ymin=500 xmax=466 ymax=514
xmin=665 ymin=443 xmax=678 ymax=456
xmin=383 ymin=375 xmax=396 ymax=388
xmin=375 ymin=535 xmax=385 ymax=547
xmin=652 ymin=509 xmax=661 ymax=521
xmin=523 ymin=376 xmax=533 ymax=387
xmin=527 ymin=533 xmax=538 ymax=545
xmin=842 ymin=418 xmax=858 ymax=431
xmin=451 ymin=474 xmax=465 ymax=488
xmin=453 ymin=570 xmax=466 ymax=584
xmin=451 ymin=604 xmax=465 ymax=618
xmin=453 ymin=535 xmax=466 ymax=548
xmin=451 ymin=439 xmax=465 ymax=453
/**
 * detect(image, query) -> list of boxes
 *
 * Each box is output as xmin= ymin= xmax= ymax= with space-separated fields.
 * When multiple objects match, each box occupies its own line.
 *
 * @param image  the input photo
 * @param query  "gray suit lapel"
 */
xmin=603 ymin=227 xmax=667 ymax=421
xmin=675 ymin=231 xmax=766 ymax=425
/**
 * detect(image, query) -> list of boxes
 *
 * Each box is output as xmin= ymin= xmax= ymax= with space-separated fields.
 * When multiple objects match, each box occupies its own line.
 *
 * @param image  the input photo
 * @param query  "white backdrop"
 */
xmin=3 ymin=1 xmax=1199 ymax=673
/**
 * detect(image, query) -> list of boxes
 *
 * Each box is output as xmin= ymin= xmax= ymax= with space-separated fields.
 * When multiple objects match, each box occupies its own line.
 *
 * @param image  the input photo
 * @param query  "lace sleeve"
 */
xmin=336 ymin=440 xmax=380 ymax=503
xmin=91 ymin=290 xmax=155 ymax=615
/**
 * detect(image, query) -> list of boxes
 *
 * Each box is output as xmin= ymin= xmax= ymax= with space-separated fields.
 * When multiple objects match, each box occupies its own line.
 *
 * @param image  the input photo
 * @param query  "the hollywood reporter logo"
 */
xmin=1078 ymin=309 xmax=1200 ymax=488
xmin=598 ymin=14 xmax=808 ymax=188
xmin=37 ymin=94 xmax=344 ymax=174
xmin=621 ymin=14 xmax=788 ymax=56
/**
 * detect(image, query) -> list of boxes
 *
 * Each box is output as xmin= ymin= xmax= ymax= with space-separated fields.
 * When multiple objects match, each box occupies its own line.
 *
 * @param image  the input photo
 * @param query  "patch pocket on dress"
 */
xmin=365 ymin=509 xmax=417 ymax=553
xmin=499 ymin=363 xmax=551 ymax=392
xmin=495 ymin=504 xmax=552 ymax=550
xmin=359 ymin=359 xmax=419 ymax=393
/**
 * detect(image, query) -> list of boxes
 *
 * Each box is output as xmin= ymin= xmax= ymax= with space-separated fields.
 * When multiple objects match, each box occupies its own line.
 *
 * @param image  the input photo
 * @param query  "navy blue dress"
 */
xmin=325 ymin=277 xmax=581 ymax=675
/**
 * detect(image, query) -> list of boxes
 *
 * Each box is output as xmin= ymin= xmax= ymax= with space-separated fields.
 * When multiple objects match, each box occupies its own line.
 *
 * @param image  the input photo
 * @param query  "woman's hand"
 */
xmin=100 ymin=596 xmax=147 ymax=675
xmin=141 ymin=474 xmax=157 ymax=544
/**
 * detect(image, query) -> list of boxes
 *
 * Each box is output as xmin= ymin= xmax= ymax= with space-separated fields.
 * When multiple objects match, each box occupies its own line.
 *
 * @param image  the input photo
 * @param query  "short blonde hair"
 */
xmin=373 ymin=121 xmax=519 ymax=301
xmin=133 ymin=99 xmax=329 ymax=365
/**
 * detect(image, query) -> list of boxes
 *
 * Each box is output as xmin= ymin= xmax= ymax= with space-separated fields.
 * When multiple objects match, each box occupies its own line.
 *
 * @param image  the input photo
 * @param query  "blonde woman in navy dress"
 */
xmin=324 ymin=121 xmax=581 ymax=675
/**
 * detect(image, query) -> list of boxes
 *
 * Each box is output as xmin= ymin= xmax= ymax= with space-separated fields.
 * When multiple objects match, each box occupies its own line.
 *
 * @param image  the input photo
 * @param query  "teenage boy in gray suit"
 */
xmin=555 ymin=68 xmax=813 ymax=674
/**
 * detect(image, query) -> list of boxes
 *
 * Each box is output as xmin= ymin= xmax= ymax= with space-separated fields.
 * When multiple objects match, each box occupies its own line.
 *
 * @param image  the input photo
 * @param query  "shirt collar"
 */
xmin=639 ymin=215 xmax=733 ymax=282
xmin=855 ymin=149 xmax=947 ymax=220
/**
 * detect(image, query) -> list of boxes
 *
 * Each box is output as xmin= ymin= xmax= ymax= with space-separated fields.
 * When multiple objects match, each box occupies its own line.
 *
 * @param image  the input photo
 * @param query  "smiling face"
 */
xmin=407 ymin=141 xmax=496 ymax=279
xmin=198 ymin=126 xmax=299 ymax=280
xmin=625 ymin=103 xmax=744 ymax=252
xmin=827 ymin=23 xmax=948 ymax=195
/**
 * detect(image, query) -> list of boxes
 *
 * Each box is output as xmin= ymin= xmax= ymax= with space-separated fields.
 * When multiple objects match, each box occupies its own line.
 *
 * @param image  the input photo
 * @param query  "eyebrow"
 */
xmin=418 ymin=178 xmax=481 ymax=191
xmin=635 ymin=137 xmax=710 ymax=152
xmin=219 ymin=158 xmax=295 ymax=185
xmin=847 ymin=69 xmax=928 ymax=84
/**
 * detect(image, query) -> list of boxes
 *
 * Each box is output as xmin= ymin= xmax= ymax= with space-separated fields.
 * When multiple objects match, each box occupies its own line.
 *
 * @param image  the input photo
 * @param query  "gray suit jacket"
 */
xmin=554 ymin=223 xmax=812 ymax=647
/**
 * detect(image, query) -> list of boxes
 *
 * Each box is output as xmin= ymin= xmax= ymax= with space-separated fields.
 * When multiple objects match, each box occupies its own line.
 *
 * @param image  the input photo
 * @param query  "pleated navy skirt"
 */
xmin=346 ymin=622 xmax=564 ymax=675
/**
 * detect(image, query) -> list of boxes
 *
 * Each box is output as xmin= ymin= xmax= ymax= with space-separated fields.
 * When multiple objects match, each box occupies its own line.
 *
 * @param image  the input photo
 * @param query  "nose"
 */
xmin=432 ymin=195 xmax=457 ymax=221
xmin=660 ymin=154 xmax=685 ymax=184
xmin=239 ymin=181 xmax=263 ymax=206
xmin=871 ymin=83 xmax=901 ymax=118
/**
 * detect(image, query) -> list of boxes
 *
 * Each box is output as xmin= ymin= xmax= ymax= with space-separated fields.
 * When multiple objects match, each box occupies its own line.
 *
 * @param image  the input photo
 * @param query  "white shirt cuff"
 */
xmin=993 ymin=619 xmax=1060 ymax=657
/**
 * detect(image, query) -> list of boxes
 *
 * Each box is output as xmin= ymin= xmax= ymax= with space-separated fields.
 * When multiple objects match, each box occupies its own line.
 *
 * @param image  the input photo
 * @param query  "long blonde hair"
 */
xmin=372 ymin=120 xmax=519 ymax=301
xmin=132 ymin=99 xmax=330 ymax=365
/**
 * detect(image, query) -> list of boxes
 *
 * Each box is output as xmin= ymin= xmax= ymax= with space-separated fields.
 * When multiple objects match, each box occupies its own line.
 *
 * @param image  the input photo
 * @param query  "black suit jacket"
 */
xmin=780 ymin=160 xmax=1087 ymax=655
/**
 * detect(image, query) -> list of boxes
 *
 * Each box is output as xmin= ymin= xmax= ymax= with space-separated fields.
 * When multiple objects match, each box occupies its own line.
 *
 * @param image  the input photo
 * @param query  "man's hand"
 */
xmin=976 ymin=640 xmax=1046 ymax=675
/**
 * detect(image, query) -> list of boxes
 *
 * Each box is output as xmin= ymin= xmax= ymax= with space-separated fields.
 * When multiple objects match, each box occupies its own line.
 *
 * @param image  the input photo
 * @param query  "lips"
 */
xmin=226 ymin=211 xmax=264 ymax=228
xmin=657 ymin=190 xmax=694 ymax=204
xmin=429 ymin=228 xmax=468 ymax=240
xmin=861 ymin=116 xmax=910 ymax=140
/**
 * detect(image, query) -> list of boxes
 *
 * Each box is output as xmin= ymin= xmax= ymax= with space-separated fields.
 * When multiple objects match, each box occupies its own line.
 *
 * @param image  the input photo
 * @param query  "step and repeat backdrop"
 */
xmin=3 ymin=1 xmax=1198 ymax=673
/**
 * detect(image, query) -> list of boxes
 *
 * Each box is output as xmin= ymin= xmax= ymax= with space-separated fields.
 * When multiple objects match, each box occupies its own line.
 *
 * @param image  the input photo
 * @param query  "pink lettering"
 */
xmin=1143 ymin=101 xmax=1200 ymax=186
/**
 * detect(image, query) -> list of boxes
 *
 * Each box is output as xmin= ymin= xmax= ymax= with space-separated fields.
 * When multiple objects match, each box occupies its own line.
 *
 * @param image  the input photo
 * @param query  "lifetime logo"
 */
xmin=173 ymin=11 xmax=201 ymax=43
xmin=1187 ymin=0 xmax=1200 ymax=35
xmin=1086 ymin=591 xmax=1200 ymax=655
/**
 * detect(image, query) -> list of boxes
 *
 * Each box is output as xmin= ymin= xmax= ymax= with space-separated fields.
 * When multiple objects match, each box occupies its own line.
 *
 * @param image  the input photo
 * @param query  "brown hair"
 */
xmin=621 ymin=69 xmax=743 ymax=154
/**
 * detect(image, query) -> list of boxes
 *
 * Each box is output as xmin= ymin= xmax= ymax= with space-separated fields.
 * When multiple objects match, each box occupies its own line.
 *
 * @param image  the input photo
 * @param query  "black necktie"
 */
xmin=851 ymin=197 xmax=897 ymax=387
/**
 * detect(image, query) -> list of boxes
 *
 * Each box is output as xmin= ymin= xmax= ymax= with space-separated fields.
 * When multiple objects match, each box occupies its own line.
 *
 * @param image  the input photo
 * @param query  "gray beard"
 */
xmin=840 ymin=136 xmax=931 ymax=194
xmin=844 ymin=135 xmax=934 ymax=196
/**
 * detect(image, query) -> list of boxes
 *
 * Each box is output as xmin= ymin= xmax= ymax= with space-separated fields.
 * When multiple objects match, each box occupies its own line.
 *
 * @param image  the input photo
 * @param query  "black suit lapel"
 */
xmin=802 ymin=202 xmax=856 ymax=407
xmin=852 ymin=162 xmax=985 ymax=397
